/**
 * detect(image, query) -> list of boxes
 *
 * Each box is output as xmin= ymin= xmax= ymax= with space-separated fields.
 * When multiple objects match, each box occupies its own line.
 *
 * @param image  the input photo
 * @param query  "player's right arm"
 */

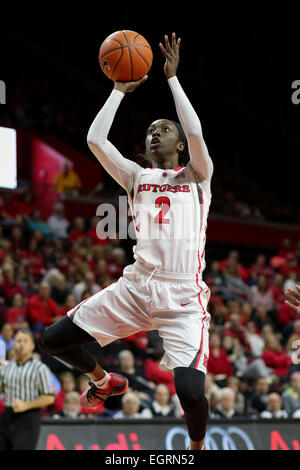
xmin=87 ymin=77 xmax=147 ymax=193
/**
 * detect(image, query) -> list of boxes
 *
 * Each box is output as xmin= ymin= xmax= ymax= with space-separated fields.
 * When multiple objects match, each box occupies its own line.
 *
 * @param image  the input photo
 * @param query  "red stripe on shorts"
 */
xmin=195 ymin=273 xmax=207 ymax=370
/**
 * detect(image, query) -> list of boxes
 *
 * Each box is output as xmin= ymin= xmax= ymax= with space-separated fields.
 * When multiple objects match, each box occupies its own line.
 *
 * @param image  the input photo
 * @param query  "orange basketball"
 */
xmin=99 ymin=30 xmax=153 ymax=82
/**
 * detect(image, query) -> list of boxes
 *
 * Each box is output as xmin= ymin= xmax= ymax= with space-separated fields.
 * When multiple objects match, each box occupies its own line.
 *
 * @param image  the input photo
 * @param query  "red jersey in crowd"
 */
xmin=144 ymin=358 xmax=176 ymax=396
xmin=20 ymin=250 xmax=45 ymax=276
xmin=5 ymin=307 xmax=28 ymax=325
xmin=207 ymin=347 xmax=233 ymax=377
xmin=262 ymin=349 xmax=292 ymax=377
xmin=27 ymin=294 xmax=59 ymax=326
xmin=1 ymin=280 xmax=28 ymax=301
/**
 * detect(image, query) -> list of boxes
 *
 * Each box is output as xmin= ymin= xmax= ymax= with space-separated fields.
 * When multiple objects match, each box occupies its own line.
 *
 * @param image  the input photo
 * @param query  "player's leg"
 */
xmin=174 ymin=367 xmax=208 ymax=450
xmin=39 ymin=315 xmax=128 ymax=406
xmin=39 ymin=315 xmax=104 ymax=380
xmin=40 ymin=273 xmax=152 ymax=407
xmin=151 ymin=277 xmax=211 ymax=450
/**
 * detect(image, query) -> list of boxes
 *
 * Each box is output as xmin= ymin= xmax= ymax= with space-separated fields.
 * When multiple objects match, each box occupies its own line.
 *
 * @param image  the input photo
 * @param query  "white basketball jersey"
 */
xmin=128 ymin=163 xmax=211 ymax=277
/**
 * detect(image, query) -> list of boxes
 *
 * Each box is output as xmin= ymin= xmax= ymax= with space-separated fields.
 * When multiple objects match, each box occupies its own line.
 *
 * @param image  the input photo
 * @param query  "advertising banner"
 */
xmin=37 ymin=419 xmax=300 ymax=451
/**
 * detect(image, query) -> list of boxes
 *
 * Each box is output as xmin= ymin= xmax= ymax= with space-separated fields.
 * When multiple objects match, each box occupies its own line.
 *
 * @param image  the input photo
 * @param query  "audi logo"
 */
xmin=165 ymin=425 xmax=255 ymax=450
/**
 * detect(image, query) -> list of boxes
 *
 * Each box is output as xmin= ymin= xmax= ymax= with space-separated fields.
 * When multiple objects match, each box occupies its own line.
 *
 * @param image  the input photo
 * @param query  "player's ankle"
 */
xmin=92 ymin=371 xmax=110 ymax=389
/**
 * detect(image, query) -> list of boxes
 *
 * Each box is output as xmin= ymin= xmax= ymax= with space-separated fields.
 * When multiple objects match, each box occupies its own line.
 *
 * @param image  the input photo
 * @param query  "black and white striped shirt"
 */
xmin=0 ymin=357 xmax=54 ymax=407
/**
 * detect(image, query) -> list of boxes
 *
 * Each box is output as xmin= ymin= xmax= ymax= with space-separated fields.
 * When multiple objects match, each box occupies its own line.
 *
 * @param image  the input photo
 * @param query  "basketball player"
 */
xmin=39 ymin=33 xmax=213 ymax=451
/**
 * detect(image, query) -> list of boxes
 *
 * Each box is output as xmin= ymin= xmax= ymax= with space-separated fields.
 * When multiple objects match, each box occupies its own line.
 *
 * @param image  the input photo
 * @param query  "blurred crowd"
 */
xmin=0 ymin=189 xmax=300 ymax=422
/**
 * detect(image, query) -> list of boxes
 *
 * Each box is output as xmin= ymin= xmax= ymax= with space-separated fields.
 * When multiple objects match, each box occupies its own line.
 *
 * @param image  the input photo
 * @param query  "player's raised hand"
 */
xmin=114 ymin=75 xmax=148 ymax=94
xmin=284 ymin=285 xmax=300 ymax=314
xmin=159 ymin=32 xmax=181 ymax=79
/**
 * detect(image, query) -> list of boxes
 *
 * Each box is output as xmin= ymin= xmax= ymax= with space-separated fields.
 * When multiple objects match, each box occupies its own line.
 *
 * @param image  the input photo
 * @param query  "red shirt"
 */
xmin=86 ymin=229 xmax=110 ymax=246
xmin=123 ymin=332 xmax=148 ymax=350
xmin=144 ymin=359 xmax=176 ymax=396
xmin=277 ymin=303 xmax=300 ymax=326
xmin=20 ymin=250 xmax=45 ymax=276
xmin=220 ymin=259 xmax=250 ymax=281
xmin=269 ymin=285 xmax=285 ymax=306
xmin=1 ymin=280 xmax=28 ymax=301
xmin=27 ymin=295 xmax=59 ymax=326
xmin=5 ymin=307 xmax=28 ymax=324
xmin=68 ymin=230 xmax=87 ymax=244
xmin=207 ymin=347 xmax=233 ymax=377
xmin=262 ymin=349 xmax=292 ymax=377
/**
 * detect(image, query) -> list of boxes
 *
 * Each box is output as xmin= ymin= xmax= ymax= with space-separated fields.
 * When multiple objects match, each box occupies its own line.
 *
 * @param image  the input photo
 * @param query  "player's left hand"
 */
xmin=12 ymin=398 xmax=28 ymax=413
xmin=159 ymin=32 xmax=181 ymax=79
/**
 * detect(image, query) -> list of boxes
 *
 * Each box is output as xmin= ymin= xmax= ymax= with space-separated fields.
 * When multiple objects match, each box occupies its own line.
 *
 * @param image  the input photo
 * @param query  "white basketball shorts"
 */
xmin=67 ymin=261 xmax=211 ymax=374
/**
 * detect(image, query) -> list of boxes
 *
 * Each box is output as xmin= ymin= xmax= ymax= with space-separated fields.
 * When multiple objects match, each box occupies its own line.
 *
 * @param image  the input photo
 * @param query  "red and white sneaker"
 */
xmin=80 ymin=373 xmax=129 ymax=408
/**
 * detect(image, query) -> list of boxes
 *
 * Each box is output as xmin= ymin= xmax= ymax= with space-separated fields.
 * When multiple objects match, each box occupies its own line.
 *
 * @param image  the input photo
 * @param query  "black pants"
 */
xmin=39 ymin=316 xmax=208 ymax=441
xmin=0 ymin=408 xmax=41 ymax=450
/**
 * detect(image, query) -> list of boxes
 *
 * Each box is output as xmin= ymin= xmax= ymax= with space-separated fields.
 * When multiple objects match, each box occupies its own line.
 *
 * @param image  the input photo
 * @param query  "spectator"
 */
xmin=16 ymin=260 xmax=35 ymax=294
xmin=250 ymin=254 xmax=274 ymax=283
xmin=52 ymin=371 xmax=77 ymax=412
xmin=27 ymin=209 xmax=50 ymax=237
xmin=226 ymin=376 xmax=245 ymax=415
xmin=72 ymin=271 xmax=101 ymax=303
xmin=68 ymin=217 xmax=87 ymax=244
xmin=283 ymin=272 xmax=297 ymax=292
xmin=20 ymin=237 xmax=45 ymax=278
xmin=260 ymin=393 xmax=288 ymax=419
xmin=27 ymin=282 xmax=62 ymax=333
xmin=253 ymin=305 xmax=274 ymax=332
xmin=86 ymin=217 xmax=110 ymax=247
xmin=240 ymin=302 xmax=253 ymax=326
xmin=0 ymin=323 xmax=14 ymax=355
xmin=58 ymin=294 xmax=77 ymax=317
xmin=117 ymin=350 xmax=154 ymax=397
xmin=5 ymin=293 xmax=29 ymax=332
xmin=50 ymin=272 xmax=70 ymax=306
xmin=113 ymin=392 xmax=152 ymax=419
xmin=210 ymin=388 xmax=240 ymax=419
xmin=106 ymin=248 xmax=126 ymax=279
xmin=54 ymin=162 xmax=82 ymax=196
xmin=245 ymin=321 xmax=265 ymax=357
xmin=223 ymin=259 xmax=249 ymax=301
xmin=282 ymin=372 xmax=300 ymax=416
xmin=224 ymin=312 xmax=247 ymax=346
xmin=204 ymin=373 xmax=221 ymax=411
xmin=220 ymin=251 xmax=249 ymax=282
xmin=269 ymin=273 xmax=286 ymax=308
xmin=53 ymin=391 xmax=85 ymax=419
xmin=149 ymin=384 xmax=178 ymax=418
xmin=1 ymin=264 xmax=28 ymax=304
xmin=144 ymin=350 xmax=176 ymax=396
xmin=248 ymin=274 xmax=274 ymax=312
xmin=207 ymin=333 xmax=233 ymax=384
xmin=249 ymin=377 xmax=270 ymax=415
xmin=47 ymin=202 xmax=70 ymax=240
xmin=262 ymin=334 xmax=292 ymax=379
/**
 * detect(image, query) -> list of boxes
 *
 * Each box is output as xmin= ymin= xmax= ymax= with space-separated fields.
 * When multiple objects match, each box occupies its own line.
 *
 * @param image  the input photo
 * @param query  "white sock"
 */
xmin=92 ymin=372 xmax=110 ymax=389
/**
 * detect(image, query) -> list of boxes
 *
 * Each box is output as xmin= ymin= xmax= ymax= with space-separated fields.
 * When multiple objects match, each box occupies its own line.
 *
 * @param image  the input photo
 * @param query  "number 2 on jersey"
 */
xmin=155 ymin=196 xmax=170 ymax=224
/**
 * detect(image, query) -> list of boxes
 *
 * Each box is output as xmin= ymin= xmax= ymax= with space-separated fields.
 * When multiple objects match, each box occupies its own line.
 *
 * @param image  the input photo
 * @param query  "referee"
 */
xmin=0 ymin=328 xmax=55 ymax=450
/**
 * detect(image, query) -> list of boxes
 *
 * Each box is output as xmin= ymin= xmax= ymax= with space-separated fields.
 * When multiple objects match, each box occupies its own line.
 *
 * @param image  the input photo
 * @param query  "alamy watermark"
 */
xmin=95 ymin=196 xmax=201 ymax=253
xmin=0 ymin=81 xmax=6 ymax=104
xmin=291 ymin=80 xmax=300 ymax=105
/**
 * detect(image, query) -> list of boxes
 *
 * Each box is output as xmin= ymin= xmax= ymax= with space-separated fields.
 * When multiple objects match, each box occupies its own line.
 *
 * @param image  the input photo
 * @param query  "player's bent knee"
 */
xmin=38 ymin=327 xmax=61 ymax=355
xmin=174 ymin=367 xmax=206 ymax=411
